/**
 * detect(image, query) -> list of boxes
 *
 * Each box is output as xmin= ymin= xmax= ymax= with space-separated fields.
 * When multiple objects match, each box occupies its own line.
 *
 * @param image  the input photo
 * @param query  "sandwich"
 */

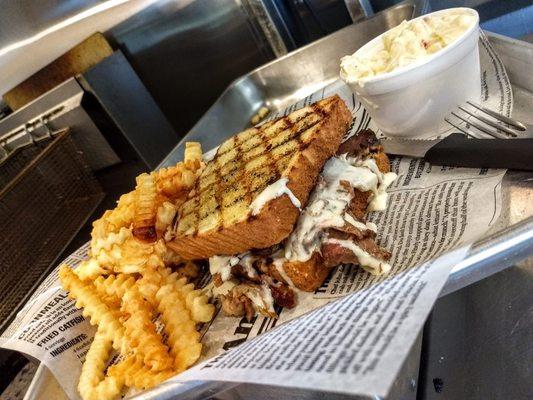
xmin=167 ymin=95 xmax=397 ymax=320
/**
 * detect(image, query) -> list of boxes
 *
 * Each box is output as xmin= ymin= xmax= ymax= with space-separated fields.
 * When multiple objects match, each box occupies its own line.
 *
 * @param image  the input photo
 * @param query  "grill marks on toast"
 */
xmin=178 ymin=99 xmax=335 ymax=237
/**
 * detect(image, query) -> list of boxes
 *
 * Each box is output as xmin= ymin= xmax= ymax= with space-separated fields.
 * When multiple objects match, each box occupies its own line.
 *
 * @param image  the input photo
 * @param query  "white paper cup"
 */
xmin=341 ymin=8 xmax=481 ymax=139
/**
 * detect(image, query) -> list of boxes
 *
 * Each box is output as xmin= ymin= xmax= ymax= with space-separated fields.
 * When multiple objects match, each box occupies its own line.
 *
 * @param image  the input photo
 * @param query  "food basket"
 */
xmin=0 ymin=129 xmax=103 ymax=331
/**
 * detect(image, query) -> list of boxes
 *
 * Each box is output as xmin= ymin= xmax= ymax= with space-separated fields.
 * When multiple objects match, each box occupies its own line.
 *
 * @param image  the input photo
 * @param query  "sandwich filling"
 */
xmin=284 ymin=154 xmax=396 ymax=267
xmin=250 ymin=177 xmax=302 ymax=216
xmin=209 ymin=130 xmax=396 ymax=320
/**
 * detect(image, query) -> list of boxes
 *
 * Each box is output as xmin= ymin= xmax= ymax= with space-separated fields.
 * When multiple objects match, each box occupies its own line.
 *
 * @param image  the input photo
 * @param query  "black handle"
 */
xmin=425 ymin=133 xmax=533 ymax=171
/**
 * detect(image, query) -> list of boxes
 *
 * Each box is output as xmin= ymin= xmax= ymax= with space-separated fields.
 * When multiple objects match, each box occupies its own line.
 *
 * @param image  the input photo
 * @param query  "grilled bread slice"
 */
xmin=168 ymin=95 xmax=352 ymax=259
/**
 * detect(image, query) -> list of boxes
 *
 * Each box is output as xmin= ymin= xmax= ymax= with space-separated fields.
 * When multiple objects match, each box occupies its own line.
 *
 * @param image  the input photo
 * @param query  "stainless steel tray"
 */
xmin=26 ymin=3 xmax=533 ymax=399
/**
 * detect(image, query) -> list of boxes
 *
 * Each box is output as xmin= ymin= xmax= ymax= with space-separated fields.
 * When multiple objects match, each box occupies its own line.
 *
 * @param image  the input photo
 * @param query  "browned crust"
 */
xmin=373 ymin=151 xmax=391 ymax=173
xmin=283 ymin=253 xmax=330 ymax=292
xmin=169 ymin=95 xmax=352 ymax=259
xmin=349 ymin=190 xmax=371 ymax=221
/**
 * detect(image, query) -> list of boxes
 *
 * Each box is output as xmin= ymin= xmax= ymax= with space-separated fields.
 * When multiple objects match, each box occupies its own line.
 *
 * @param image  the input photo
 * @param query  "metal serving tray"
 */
xmin=26 ymin=3 xmax=533 ymax=399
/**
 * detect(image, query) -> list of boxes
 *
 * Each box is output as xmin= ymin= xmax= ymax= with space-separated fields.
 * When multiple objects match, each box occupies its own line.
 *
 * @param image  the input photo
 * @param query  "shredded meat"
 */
xmin=322 ymin=231 xmax=391 ymax=269
xmin=251 ymin=244 xmax=281 ymax=257
xmin=349 ymin=190 xmax=371 ymax=220
xmin=220 ymin=292 xmax=255 ymax=321
xmin=329 ymin=222 xmax=374 ymax=241
xmin=270 ymin=283 xmax=296 ymax=308
xmin=337 ymin=129 xmax=390 ymax=173
xmin=372 ymin=151 xmax=391 ymax=173
xmin=261 ymin=275 xmax=296 ymax=309
xmin=212 ymin=273 xmax=223 ymax=287
xmin=231 ymin=264 xmax=261 ymax=283
xmin=337 ymin=129 xmax=379 ymax=157
xmin=339 ymin=180 xmax=371 ymax=222
xmin=220 ymin=283 xmax=277 ymax=320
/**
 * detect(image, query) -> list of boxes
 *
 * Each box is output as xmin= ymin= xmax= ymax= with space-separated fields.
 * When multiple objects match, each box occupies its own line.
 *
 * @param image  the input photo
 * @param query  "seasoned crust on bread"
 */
xmin=169 ymin=95 xmax=352 ymax=259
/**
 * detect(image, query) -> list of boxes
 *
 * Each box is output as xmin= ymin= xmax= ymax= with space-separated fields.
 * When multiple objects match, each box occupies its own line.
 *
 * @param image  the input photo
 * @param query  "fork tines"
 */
xmin=445 ymin=101 xmax=527 ymax=139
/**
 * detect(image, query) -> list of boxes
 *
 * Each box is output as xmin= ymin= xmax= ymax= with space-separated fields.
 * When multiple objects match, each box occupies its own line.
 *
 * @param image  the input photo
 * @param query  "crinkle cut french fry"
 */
xmin=133 ymin=173 xmax=158 ymax=242
xmin=155 ymin=142 xmax=203 ymax=199
xmin=91 ymin=228 xmax=158 ymax=274
xmin=78 ymin=326 xmax=124 ymax=400
xmin=75 ymin=258 xmax=108 ymax=281
xmin=156 ymin=201 xmax=177 ymax=233
xmin=91 ymin=192 xmax=135 ymax=243
xmin=59 ymin=265 xmax=129 ymax=354
xmin=108 ymin=356 xmax=175 ymax=390
xmin=93 ymin=274 xmax=173 ymax=371
xmin=154 ymin=282 xmax=202 ymax=370
xmin=186 ymin=289 xmax=216 ymax=323
xmin=136 ymin=265 xmax=171 ymax=306
xmin=107 ymin=191 xmax=135 ymax=228
xmin=91 ymin=227 xmax=131 ymax=257
xmin=121 ymin=285 xmax=173 ymax=371
xmin=184 ymin=142 xmax=202 ymax=171
xmin=59 ymin=138 xmax=210 ymax=399
xmin=139 ymin=266 xmax=214 ymax=323
xmin=94 ymin=274 xmax=136 ymax=300
xmin=177 ymin=168 xmax=196 ymax=191
xmin=162 ymin=270 xmax=214 ymax=323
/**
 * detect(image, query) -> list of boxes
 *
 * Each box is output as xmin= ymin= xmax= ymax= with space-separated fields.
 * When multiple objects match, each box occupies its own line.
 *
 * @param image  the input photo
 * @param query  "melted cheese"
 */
xmin=250 ymin=177 xmax=301 ymax=216
xmin=238 ymin=253 xmax=259 ymax=280
xmin=358 ymin=158 xmax=397 ymax=211
xmin=245 ymin=284 xmax=276 ymax=315
xmin=209 ymin=253 xmax=258 ymax=282
xmin=209 ymin=255 xmax=240 ymax=281
xmin=284 ymin=155 xmax=396 ymax=262
xmin=273 ymin=256 xmax=295 ymax=287
xmin=212 ymin=280 xmax=238 ymax=297
xmin=326 ymin=238 xmax=391 ymax=275
xmin=344 ymin=212 xmax=376 ymax=233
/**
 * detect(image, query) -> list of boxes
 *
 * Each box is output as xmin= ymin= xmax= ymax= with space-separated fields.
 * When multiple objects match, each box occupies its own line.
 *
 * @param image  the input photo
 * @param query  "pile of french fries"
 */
xmin=59 ymin=142 xmax=215 ymax=400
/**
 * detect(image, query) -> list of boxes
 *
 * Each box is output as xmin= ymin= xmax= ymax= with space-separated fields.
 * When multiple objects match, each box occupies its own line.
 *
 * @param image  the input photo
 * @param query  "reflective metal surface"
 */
xmin=443 ymin=216 xmax=533 ymax=297
xmin=420 ymin=245 xmax=533 ymax=399
xmin=0 ymin=0 xmax=284 ymax=148
xmin=0 ymin=0 xmax=110 ymax=46
xmin=108 ymin=0 xmax=277 ymax=136
xmin=79 ymin=51 xmax=178 ymax=169
xmin=0 ymin=78 xmax=119 ymax=171
xmin=345 ymin=0 xmax=375 ymax=21
xmin=161 ymin=2 xmax=416 ymax=165
xmin=0 ymin=0 xmax=157 ymax=95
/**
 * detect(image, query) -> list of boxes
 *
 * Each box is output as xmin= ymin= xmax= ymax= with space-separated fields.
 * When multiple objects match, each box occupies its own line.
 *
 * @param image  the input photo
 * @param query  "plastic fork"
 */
xmin=445 ymin=101 xmax=532 ymax=139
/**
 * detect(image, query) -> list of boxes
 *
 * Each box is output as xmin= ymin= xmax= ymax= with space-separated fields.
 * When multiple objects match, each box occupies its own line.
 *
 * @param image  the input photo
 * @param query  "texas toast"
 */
xmin=168 ymin=95 xmax=352 ymax=259
xmin=208 ymin=129 xmax=397 ymax=319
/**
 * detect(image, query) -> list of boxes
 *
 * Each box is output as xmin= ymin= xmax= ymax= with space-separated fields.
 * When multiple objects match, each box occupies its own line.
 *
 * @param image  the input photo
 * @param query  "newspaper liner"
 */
xmin=0 ymin=32 xmax=511 ymax=399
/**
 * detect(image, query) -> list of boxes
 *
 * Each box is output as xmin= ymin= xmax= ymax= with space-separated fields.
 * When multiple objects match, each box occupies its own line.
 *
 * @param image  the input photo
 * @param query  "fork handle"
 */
xmin=425 ymin=133 xmax=533 ymax=171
